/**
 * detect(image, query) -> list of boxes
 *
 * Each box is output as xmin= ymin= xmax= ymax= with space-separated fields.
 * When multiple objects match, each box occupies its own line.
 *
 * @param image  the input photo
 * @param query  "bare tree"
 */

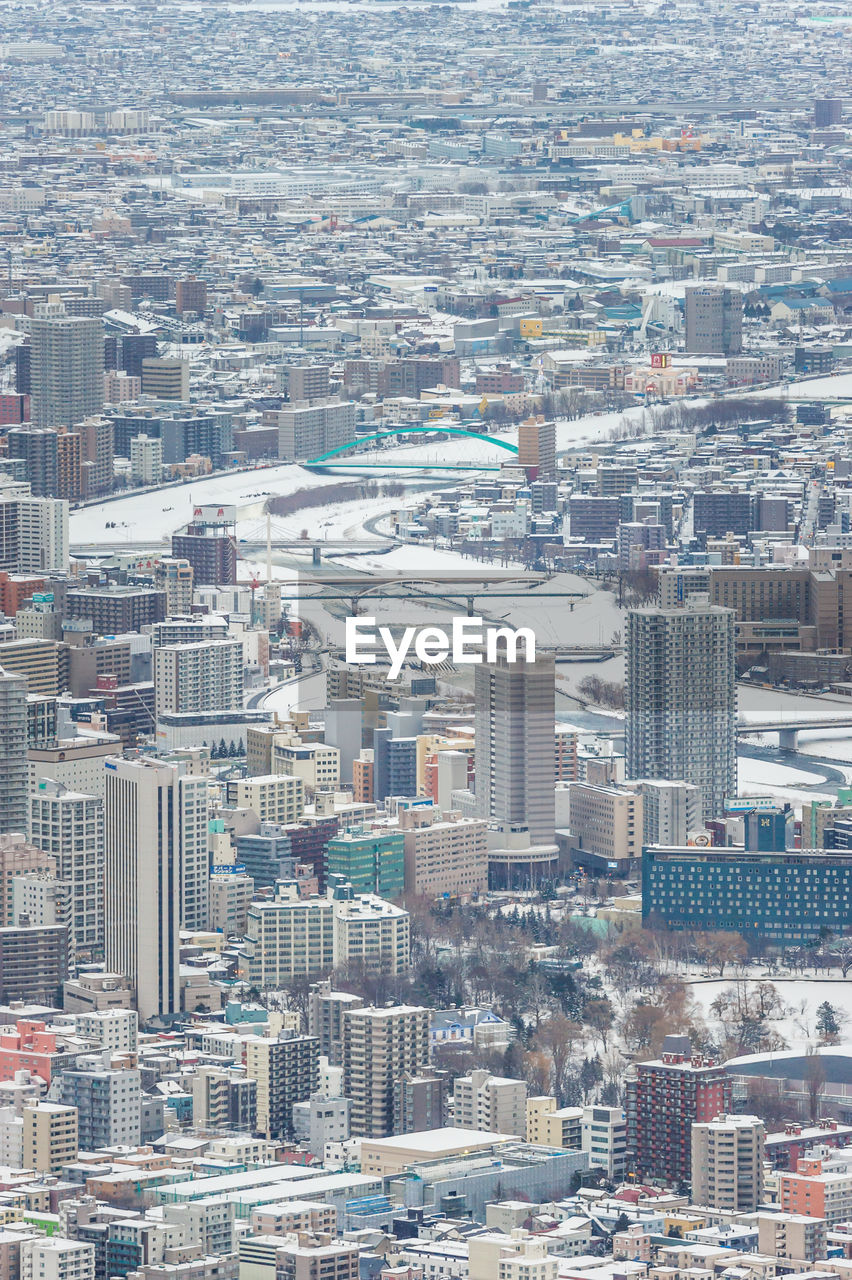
xmin=830 ymin=938 xmax=852 ymax=978
xmin=585 ymin=998 xmax=614 ymax=1051
xmin=536 ymin=1016 xmax=585 ymax=1104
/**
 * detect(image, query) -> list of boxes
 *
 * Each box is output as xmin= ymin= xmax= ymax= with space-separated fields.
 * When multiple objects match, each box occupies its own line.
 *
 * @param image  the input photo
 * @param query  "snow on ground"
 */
xmin=754 ymin=371 xmax=852 ymax=401
xmin=326 ymin=544 xmax=522 ymax=575
xmin=687 ymin=977 xmax=852 ymax=1052
xmin=736 ymin=755 xmax=837 ymax=806
xmin=738 ymin=684 xmax=852 ymax=722
xmin=735 ymin=686 xmax=852 ymax=791
xmin=479 ymin=579 xmax=621 ymax=650
xmin=557 ymin=654 xmax=624 ymax=699
xmin=737 ymin=757 xmax=831 ymax=788
xmin=281 ymin=568 xmax=618 ymax=661
xmin=237 ymin=491 xmax=406 ymax=544
xmin=70 ymin=369 xmax=852 ymax=551
xmin=797 ymin=730 xmax=852 ymax=765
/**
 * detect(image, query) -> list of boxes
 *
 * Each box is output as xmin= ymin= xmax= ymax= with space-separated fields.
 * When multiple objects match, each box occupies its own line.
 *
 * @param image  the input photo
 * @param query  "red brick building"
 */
xmin=626 ymin=1035 xmax=732 ymax=1186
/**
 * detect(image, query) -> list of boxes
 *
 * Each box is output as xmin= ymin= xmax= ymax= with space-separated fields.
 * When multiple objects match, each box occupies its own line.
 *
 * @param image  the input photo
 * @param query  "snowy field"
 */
xmin=240 ymin=492 xmax=406 ymax=544
xmin=738 ymin=759 xmax=832 ymax=788
xmin=324 ymin=544 xmax=523 ymax=576
xmin=738 ymin=684 xmax=852 ymax=722
xmin=755 ymin=371 xmax=852 ymax=401
xmin=796 ymin=729 xmax=852 ymax=766
xmin=736 ymin=756 xmax=840 ymax=805
xmin=688 ymin=977 xmax=852 ymax=1052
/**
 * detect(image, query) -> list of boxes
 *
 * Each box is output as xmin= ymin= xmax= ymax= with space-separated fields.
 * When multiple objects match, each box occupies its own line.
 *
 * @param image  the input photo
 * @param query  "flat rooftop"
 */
xmin=361 ymin=1126 xmax=517 ymax=1156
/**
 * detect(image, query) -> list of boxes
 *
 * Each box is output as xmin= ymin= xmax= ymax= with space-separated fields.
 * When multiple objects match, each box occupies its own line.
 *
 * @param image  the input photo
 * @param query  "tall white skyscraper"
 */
xmin=8 ymin=489 xmax=69 ymax=574
xmin=104 ymin=757 xmax=209 ymax=1021
xmin=0 ymin=668 xmax=28 ymax=835
xmin=626 ymin=597 xmax=736 ymax=820
xmin=176 ymin=768 xmax=210 ymax=933
xmin=474 ymin=653 xmax=556 ymax=844
xmin=29 ymin=779 xmax=104 ymax=959
xmin=30 ymin=312 xmax=104 ymax=429
xmin=474 ymin=654 xmax=557 ymax=890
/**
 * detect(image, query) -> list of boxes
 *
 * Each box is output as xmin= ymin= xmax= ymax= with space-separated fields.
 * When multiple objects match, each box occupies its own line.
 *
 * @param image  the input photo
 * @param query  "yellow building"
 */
xmin=664 ymin=1210 xmax=708 ymax=1235
xmin=613 ymin=131 xmax=702 ymax=152
xmin=0 ymin=639 xmax=67 ymax=697
xmin=415 ymin=733 xmax=475 ymax=794
xmin=23 ymin=1102 xmax=78 ymax=1173
xmin=525 ymin=1096 xmax=583 ymax=1148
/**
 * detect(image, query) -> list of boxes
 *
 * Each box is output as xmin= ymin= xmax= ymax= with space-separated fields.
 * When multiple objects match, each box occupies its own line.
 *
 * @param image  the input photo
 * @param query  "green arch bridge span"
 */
xmin=306 ymin=426 xmax=520 ymax=466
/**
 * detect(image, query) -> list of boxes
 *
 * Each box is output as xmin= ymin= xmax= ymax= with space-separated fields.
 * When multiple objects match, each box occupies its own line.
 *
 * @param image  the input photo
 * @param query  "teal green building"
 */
xmin=326 ymin=826 xmax=405 ymax=899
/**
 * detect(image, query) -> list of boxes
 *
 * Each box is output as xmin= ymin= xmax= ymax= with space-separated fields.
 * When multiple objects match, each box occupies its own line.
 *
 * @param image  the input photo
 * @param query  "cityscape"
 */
xmin=0 ymin=2 xmax=851 ymax=1280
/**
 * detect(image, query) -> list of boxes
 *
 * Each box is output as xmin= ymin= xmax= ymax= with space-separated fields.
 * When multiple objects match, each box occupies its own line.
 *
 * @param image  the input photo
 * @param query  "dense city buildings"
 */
xmin=30 ymin=313 xmax=104 ymax=430
xmin=238 ymin=881 xmax=410 ymax=987
xmin=343 ymin=1005 xmax=430 ymax=1139
xmin=0 ymin=2 xmax=848 ymax=1275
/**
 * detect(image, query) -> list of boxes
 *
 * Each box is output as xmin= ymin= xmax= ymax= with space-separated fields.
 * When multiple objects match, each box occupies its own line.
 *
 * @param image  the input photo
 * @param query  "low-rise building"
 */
xmin=454 ymin=1071 xmax=526 ymax=1137
xmin=526 ymin=1097 xmax=582 ymax=1149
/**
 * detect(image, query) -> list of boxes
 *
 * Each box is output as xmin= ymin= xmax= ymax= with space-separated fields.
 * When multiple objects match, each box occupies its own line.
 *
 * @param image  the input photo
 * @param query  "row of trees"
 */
xmin=268 ymin=478 xmax=405 ymax=518
xmin=577 ymin=675 xmax=624 ymax=709
xmin=604 ymin=395 xmax=792 ymax=446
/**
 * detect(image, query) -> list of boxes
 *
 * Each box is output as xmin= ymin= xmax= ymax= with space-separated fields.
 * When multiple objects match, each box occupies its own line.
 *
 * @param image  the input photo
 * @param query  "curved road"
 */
xmin=246 ymin=650 xmax=327 ymax=714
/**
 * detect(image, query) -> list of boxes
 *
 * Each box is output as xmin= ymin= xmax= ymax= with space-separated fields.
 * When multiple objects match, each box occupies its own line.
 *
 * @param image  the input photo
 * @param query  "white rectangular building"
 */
xmin=154 ymin=638 xmax=244 ymax=717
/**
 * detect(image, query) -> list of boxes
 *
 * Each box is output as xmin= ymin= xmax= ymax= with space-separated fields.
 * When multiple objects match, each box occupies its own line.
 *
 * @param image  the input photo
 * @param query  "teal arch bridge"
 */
xmin=305 ymin=426 xmax=520 ymax=468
